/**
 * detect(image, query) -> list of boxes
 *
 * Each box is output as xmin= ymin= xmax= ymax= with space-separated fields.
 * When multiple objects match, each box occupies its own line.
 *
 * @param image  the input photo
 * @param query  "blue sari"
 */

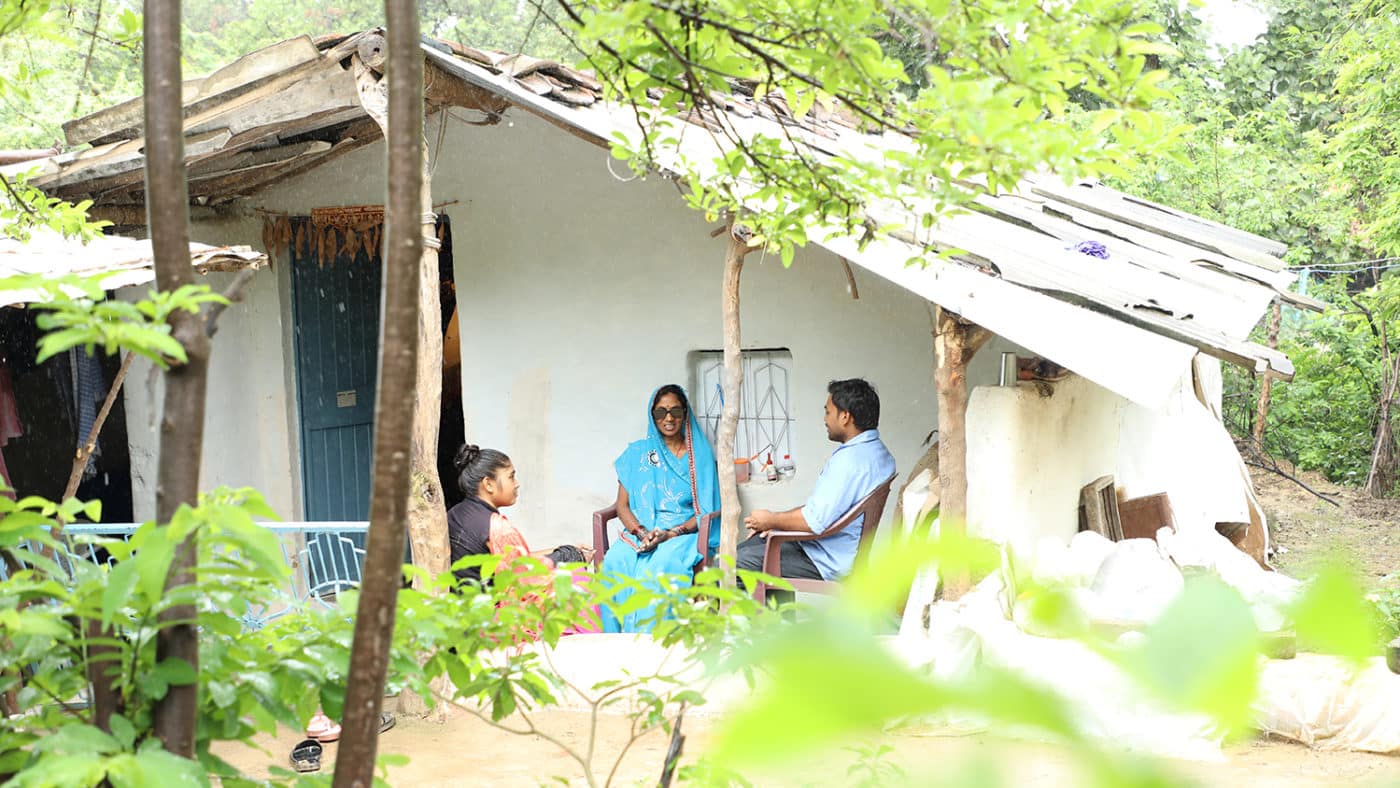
xmin=600 ymin=387 xmax=721 ymax=633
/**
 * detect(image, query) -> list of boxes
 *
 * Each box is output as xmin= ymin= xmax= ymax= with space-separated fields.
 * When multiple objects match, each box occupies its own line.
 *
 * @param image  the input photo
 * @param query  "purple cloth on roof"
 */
xmin=1070 ymin=240 xmax=1110 ymax=259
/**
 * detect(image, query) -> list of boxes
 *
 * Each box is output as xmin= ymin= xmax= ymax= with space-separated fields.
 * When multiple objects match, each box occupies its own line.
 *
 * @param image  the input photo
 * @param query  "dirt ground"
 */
xmin=1253 ymin=464 xmax=1400 ymax=587
xmin=214 ymin=707 xmax=1400 ymax=787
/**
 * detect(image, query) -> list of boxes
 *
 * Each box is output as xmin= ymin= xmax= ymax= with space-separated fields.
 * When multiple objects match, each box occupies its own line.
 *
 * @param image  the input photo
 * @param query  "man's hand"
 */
xmin=744 ymin=509 xmax=776 ymax=535
xmin=577 ymin=544 xmax=597 ymax=563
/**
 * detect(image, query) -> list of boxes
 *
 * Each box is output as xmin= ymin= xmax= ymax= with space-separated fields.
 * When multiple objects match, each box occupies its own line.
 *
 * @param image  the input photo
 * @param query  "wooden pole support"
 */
xmin=933 ymin=306 xmax=992 ymax=601
xmin=716 ymin=219 xmax=753 ymax=584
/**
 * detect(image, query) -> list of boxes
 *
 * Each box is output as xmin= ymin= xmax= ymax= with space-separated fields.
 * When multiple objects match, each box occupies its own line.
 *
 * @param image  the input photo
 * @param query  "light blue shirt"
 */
xmin=799 ymin=429 xmax=897 ymax=581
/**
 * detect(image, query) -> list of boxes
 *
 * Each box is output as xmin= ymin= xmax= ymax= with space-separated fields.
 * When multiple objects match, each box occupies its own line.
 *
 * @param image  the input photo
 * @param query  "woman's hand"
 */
xmin=638 ymin=528 xmax=673 ymax=552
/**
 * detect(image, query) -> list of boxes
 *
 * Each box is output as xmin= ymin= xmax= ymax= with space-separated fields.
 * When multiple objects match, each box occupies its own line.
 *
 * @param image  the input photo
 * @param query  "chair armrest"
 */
xmin=591 ymin=504 xmax=619 ymax=571
xmin=695 ymin=512 xmax=718 ymax=570
xmin=765 ymin=528 xmax=822 ymax=543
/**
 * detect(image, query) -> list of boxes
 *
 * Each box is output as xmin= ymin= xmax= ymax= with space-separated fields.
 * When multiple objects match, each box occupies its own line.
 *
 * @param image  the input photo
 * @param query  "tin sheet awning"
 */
xmin=21 ymin=31 xmax=1319 ymax=410
xmin=0 ymin=227 xmax=266 ymax=308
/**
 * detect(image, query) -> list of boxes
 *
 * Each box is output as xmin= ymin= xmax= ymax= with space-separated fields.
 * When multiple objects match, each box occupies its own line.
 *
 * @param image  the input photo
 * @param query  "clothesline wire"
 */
xmin=1288 ymin=255 xmax=1400 ymax=271
xmin=1296 ymin=261 xmax=1400 ymax=276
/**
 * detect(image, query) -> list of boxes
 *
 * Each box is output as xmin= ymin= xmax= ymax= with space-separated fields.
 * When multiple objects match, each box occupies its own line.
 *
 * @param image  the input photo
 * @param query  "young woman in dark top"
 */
xmin=447 ymin=445 xmax=595 ymax=582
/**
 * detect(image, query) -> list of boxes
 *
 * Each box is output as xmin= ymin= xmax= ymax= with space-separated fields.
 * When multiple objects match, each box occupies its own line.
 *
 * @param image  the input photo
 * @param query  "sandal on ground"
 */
xmin=306 ymin=711 xmax=341 ymax=743
xmin=290 ymin=738 xmax=323 ymax=773
xmin=379 ymin=711 xmax=395 ymax=734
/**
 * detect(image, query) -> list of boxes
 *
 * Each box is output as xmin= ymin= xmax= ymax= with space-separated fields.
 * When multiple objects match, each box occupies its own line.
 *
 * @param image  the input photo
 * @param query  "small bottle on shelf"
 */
xmin=777 ymin=454 xmax=795 ymax=479
xmin=763 ymin=452 xmax=778 ymax=482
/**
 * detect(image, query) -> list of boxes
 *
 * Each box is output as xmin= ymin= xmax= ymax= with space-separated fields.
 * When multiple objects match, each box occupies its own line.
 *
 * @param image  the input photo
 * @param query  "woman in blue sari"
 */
xmin=600 ymin=384 xmax=721 ymax=633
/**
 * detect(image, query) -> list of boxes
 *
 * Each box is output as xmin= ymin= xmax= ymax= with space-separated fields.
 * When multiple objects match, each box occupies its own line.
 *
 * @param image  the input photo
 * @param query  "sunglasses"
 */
xmin=652 ymin=406 xmax=687 ymax=422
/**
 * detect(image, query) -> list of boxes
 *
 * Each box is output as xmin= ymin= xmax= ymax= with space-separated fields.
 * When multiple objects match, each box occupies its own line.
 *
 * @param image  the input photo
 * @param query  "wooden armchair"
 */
xmin=591 ymin=505 xmax=718 ymax=575
xmin=753 ymin=472 xmax=898 ymax=606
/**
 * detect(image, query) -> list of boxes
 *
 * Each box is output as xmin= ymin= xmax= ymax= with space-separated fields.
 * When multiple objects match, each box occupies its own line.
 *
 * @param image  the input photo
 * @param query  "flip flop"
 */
xmin=306 ymin=711 xmax=342 ymax=743
xmin=379 ymin=712 xmax=396 ymax=734
xmin=290 ymin=738 xmax=322 ymax=773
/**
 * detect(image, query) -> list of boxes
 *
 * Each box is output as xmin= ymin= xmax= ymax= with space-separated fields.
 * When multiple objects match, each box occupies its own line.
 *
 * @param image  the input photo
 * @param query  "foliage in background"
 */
xmin=1325 ymin=0 xmax=1400 ymax=257
xmin=1104 ymin=0 xmax=1400 ymax=490
xmin=0 ymin=1 xmax=142 ymax=149
xmin=1370 ymin=574 xmax=1400 ymax=643
xmin=0 ymin=0 xmax=572 ymax=149
xmin=1257 ymin=275 xmax=1399 ymax=482
xmin=1107 ymin=0 xmax=1361 ymax=268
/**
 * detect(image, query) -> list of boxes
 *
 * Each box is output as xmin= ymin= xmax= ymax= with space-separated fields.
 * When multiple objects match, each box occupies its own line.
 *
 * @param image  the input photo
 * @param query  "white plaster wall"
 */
xmin=117 ymin=309 xmax=161 ymax=522
xmin=118 ymin=216 xmax=297 ymax=522
xmin=246 ymin=109 xmax=999 ymax=548
xmin=967 ymin=375 xmax=1123 ymax=547
xmin=966 ymin=365 xmax=1254 ymax=550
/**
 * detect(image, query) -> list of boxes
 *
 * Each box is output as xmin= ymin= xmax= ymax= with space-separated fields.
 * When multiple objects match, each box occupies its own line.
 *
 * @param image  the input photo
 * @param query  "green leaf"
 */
xmin=11 ymin=609 xmax=71 ymax=638
xmin=9 ymin=753 xmax=107 ymax=787
xmin=1118 ymin=575 xmax=1260 ymax=733
xmin=711 ymin=614 xmax=1084 ymax=766
xmin=207 ymin=680 xmax=237 ymax=709
xmin=101 ymin=559 xmax=139 ymax=626
xmin=1291 ymin=562 xmax=1379 ymax=664
xmin=107 ymin=748 xmax=207 ymax=787
xmin=108 ymin=714 xmax=137 ymax=750
xmin=153 ymin=657 xmax=198 ymax=686
xmin=133 ymin=528 xmax=177 ymax=602
xmin=30 ymin=723 xmax=121 ymax=755
xmin=138 ymin=671 xmax=170 ymax=701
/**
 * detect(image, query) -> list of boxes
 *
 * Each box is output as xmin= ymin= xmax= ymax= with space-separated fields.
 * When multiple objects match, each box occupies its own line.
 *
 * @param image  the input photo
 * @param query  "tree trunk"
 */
xmin=933 ymin=307 xmax=991 ymax=601
xmin=1365 ymin=347 xmax=1400 ymax=497
xmin=1251 ymin=302 xmax=1282 ymax=452
xmin=349 ymin=28 xmax=449 ymax=721
xmin=715 ymin=221 xmax=750 ymax=585
xmin=396 ymin=106 xmax=449 ymax=724
xmin=144 ymin=0 xmax=207 ymax=758
xmin=405 ymin=170 xmax=447 ymax=586
xmin=333 ymin=11 xmax=423 ymax=786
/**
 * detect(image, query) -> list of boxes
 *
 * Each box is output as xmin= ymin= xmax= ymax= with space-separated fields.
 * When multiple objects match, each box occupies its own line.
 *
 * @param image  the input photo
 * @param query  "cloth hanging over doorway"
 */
xmin=0 ymin=364 xmax=23 ymax=499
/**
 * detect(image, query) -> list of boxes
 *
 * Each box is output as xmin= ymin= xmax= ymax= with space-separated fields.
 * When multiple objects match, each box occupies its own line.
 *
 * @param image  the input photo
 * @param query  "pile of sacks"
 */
xmin=892 ymin=526 xmax=1400 ymax=759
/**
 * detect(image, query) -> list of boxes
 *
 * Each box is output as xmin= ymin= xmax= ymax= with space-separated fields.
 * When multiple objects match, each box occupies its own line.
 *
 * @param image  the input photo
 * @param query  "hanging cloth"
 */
xmin=69 ymin=350 xmax=105 ymax=480
xmin=0 ymin=365 xmax=21 ymax=446
xmin=0 ymin=364 xmax=21 ymax=500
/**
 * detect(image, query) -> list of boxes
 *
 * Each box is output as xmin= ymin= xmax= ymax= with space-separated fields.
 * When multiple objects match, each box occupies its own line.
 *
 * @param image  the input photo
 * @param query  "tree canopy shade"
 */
xmin=553 ymin=0 xmax=1182 ymax=263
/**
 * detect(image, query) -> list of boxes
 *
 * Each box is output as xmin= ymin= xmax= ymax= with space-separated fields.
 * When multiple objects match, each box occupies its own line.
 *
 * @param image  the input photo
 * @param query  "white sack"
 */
xmin=1255 ymin=654 xmax=1400 ymax=754
xmin=895 ymin=576 xmax=1224 ymax=762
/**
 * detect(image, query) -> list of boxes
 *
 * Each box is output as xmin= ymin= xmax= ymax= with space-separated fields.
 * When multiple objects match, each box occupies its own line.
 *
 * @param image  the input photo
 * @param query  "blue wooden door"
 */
xmin=289 ymin=218 xmax=380 ymax=583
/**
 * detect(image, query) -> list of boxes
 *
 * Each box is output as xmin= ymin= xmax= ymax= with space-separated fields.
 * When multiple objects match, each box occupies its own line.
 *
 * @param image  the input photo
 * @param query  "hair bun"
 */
xmin=454 ymin=443 xmax=481 ymax=472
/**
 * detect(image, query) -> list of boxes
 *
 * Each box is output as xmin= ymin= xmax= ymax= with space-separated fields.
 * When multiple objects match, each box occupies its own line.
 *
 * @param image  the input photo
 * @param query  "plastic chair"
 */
xmin=591 ymin=505 xmax=718 ymax=576
xmin=753 ymin=472 xmax=897 ymax=606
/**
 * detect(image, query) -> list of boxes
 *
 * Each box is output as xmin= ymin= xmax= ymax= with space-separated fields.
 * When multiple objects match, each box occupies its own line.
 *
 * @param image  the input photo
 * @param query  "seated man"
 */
xmin=739 ymin=378 xmax=896 ymax=586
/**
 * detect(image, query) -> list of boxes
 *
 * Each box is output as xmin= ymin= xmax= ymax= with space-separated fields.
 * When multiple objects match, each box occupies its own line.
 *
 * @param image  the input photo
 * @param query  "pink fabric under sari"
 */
xmin=487 ymin=512 xmax=600 ymax=635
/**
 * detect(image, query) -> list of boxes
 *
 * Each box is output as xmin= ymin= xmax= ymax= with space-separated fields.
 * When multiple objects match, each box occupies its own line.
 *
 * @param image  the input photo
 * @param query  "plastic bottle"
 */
xmin=777 ymin=454 xmax=795 ymax=479
xmin=763 ymin=452 xmax=778 ymax=482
